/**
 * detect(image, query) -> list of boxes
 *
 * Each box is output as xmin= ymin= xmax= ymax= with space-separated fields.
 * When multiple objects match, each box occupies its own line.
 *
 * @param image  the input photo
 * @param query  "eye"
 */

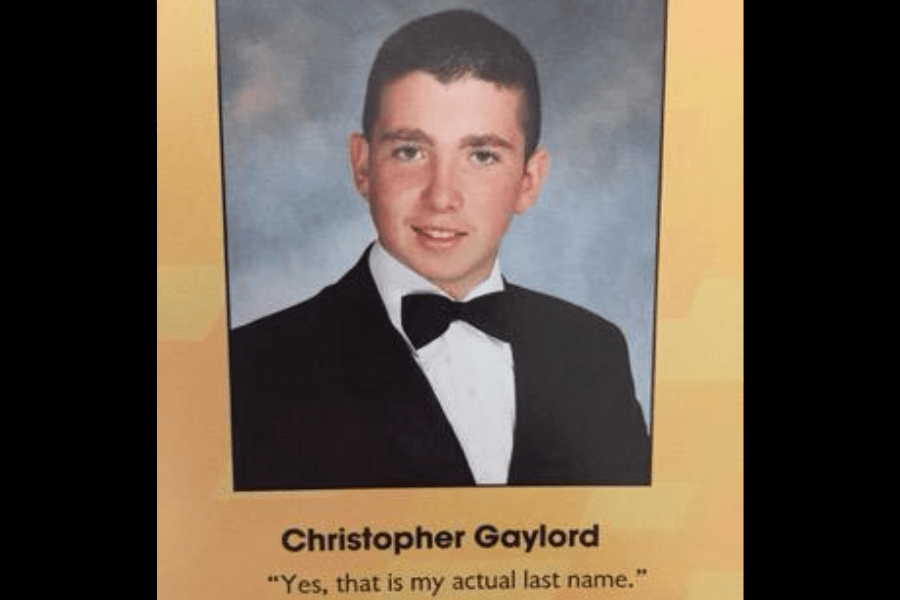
xmin=470 ymin=149 xmax=500 ymax=166
xmin=391 ymin=144 xmax=423 ymax=162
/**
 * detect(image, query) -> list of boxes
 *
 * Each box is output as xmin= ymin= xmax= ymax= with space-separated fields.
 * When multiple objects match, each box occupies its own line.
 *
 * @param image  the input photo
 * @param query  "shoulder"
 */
xmin=231 ymin=283 xmax=342 ymax=348
xmin=504 ymin=283 xmax=629 ymax=350
xmin=230 ymin=252 xmax=373 ymax=352
xmin=228 ymin=250 xmax=388 ymax=385
xmin=227 ymin=286 xmax=347 ymax=401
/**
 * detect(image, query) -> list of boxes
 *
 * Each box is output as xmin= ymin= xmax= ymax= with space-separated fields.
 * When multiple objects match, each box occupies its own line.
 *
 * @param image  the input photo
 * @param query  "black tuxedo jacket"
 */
xmin=229 ymin=249 xmax=650 ymax=490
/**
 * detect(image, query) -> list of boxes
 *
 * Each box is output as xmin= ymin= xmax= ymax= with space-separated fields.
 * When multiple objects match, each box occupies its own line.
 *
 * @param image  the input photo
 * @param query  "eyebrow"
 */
xmin=376 ymin=128 xmax=515 ymax=151
xmin=376 ymin=128 xmax=434 ymax=145
xmin=459 ymin=134 xmax=515 ymax=151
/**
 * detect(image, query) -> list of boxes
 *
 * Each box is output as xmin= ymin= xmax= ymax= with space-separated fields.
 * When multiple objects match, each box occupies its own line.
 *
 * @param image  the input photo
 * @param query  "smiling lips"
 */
xmin=412 ymin=225 xmax=467 ymax=242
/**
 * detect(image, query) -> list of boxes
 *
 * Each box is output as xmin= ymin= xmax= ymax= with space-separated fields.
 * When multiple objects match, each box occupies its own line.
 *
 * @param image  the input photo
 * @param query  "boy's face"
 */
xmin=350 ymin=71 xmax=548 ymax=300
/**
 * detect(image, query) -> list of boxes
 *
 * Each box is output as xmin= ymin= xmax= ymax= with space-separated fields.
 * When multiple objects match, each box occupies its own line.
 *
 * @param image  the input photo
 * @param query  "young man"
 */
xmin=229 ymin=9 xmax=650 ymax=490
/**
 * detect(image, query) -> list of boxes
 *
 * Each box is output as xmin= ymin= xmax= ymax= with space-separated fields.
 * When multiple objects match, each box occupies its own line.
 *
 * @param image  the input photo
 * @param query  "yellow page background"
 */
xmin=157 ymin=0 xmax=743 ymax=597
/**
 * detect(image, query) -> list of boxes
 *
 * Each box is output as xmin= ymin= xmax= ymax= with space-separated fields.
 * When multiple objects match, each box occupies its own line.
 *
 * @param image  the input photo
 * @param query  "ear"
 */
xmin=348 ymin=133 xmax=371 ymax=200
xmin=513 ymin=148 xmax=550 ymax=214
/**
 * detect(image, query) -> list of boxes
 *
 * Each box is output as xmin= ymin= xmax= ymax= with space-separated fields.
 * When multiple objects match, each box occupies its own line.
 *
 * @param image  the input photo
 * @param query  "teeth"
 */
xmin=416 ymin=227 xmax=461 ymax=240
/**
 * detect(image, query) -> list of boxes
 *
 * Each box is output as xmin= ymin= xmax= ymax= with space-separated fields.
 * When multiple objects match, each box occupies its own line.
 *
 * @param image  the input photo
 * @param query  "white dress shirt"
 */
xmin=368 ymin=242 xmax=516 ymax=484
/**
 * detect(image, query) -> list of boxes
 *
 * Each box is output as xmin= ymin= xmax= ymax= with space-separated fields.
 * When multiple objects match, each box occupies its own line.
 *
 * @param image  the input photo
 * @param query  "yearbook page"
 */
xmin=158 ymin=0 xmax=742 ymax=597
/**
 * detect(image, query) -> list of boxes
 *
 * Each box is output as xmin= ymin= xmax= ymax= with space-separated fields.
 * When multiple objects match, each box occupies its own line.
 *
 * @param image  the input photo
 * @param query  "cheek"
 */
xmin=468 ymin=174 xmax=523 ymax=221
xmin=368 ymin=172 xmax=417 ymax=230
xmin=372 ymin=164 xmax=428 ymax=201
xmin=369 ymin=197 xmax=403 ymax=232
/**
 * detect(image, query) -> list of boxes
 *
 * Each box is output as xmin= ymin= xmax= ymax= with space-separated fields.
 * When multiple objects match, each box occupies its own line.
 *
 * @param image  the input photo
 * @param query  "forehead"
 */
xmin=375 ymin=71 xmax=525 ymax=147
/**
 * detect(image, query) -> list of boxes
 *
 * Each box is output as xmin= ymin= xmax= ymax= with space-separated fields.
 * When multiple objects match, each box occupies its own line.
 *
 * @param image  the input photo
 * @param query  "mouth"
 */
xmin=412 ymin=226 xmax=467 ymax=241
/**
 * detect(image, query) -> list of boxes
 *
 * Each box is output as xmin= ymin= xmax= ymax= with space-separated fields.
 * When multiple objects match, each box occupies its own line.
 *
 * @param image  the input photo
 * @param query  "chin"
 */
xmin=422 ymin=265 xmax=486 ymax=297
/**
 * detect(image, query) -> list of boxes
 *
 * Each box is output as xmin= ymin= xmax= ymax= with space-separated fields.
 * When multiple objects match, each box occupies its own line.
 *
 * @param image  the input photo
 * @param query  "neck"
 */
xmin=436 ymin=281 xmax=474 ymax=301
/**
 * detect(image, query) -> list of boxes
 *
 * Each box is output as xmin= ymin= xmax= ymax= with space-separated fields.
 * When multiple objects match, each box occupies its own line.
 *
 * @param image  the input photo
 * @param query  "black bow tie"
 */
xmin=401 ymin=292 xmax=511 ymax=349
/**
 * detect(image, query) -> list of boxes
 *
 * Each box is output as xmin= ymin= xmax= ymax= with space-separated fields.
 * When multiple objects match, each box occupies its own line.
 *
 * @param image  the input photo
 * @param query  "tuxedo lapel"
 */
xmin=334 ymin=250 xmax=474 ymax=485
xmin=507 ymin=322 xmax=551 ymax=484
xmin=504 ymin=285 xmax=579 ymax=484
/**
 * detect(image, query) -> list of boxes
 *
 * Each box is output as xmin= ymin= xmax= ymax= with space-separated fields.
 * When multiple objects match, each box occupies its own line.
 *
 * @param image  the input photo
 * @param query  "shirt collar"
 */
xmin=368 ymin=241 xmax=505 ymax=347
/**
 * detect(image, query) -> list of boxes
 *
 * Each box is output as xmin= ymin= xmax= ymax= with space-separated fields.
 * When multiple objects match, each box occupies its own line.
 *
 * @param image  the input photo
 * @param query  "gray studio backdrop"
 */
xmin=217 ymin=0 xmax=666 ymax=427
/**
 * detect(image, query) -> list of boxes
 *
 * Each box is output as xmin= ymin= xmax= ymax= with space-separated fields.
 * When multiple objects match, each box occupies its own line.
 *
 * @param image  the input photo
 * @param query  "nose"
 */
xmin=421 ymin=158 xmax=461 ymax=212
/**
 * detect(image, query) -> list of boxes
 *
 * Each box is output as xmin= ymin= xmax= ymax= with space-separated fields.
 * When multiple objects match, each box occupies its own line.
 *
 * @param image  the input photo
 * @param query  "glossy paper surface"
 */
xmin=157 ymin=0 xmax=743 ymax=597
